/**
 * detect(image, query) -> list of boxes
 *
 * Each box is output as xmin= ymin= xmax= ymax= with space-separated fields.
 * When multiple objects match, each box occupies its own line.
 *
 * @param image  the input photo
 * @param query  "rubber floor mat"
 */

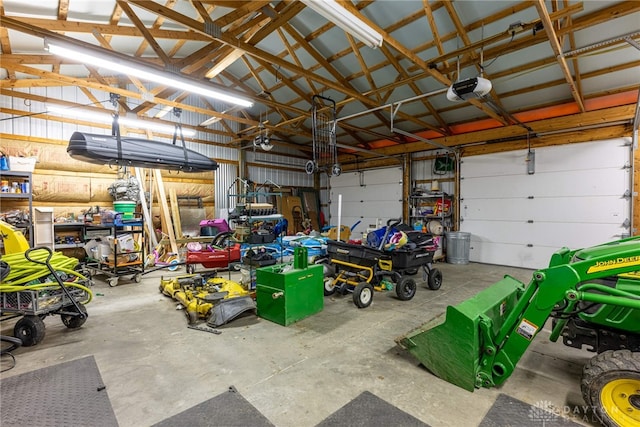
xmin=479 ymin=394 xmax=584 ymax=427
xmin=0 ymin=355 xmax=118 ymax=427
xmin=153 ymin=386 xmax=274 ymax=427
xmin=316 ymin=390 xmax=429 ymax=427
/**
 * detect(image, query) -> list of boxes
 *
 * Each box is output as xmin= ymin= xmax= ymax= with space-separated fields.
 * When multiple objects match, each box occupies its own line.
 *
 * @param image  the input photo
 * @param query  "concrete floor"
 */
xmin=1 ymin=261 xmax=601 ymax=427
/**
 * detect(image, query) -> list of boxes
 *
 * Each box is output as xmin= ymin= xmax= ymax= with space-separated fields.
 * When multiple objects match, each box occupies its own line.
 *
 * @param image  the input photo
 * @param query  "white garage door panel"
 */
xmin=331 ymin=169 xmax=402 ymax=187
xmin=338 ymin=187 xmax=402 ymax=203
xmin=464 ymin=220 xmax=625 ymax=248
xmin=469 ymin=240 xmax=553 ymax=269
xmin=534 ymin=139 xmax=629 ymax=171
xmin=330 ymin=168 xmax=402 ymax=238
xmin=461 ymin=151 xmax=528 ymax=176
xmin=462 ymin=168 xmax=628 ymax=199
xmin=462 ymin=139 xmax=629 ymax=177
xmin=460 ymin=139 xmax=631 ymax=269
xmin=462 ymin=196 xmax=627 ymax=223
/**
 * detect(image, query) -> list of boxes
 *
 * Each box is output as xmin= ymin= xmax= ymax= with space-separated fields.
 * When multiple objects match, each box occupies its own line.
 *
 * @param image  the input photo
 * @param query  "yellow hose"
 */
xmin=1 ymin=249 xmax=93 ymax=304
xmin=0 ymin=282 xmax=93 ymax=304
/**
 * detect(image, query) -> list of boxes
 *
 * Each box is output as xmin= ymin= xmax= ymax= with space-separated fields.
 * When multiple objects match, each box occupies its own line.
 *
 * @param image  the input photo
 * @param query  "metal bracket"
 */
xmin=204 ymin=22 xmax=222 ymax=38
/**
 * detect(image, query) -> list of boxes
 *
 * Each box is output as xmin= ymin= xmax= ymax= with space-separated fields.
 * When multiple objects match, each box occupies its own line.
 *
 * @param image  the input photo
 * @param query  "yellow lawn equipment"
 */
xmin=0 ymin=220 xmax=30 ymax=254
xmin=159 ymin=273 xmax=255 ymax=327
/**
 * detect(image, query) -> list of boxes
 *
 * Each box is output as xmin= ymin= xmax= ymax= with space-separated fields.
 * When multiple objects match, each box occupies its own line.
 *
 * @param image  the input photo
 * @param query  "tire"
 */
xmin=14 ymin=315 xmax=46 ymax=347
xmin=581 ymin=350 xmax=640 ymax=427
xmin=133 ymin=274 xmax=142 ymax=283
xmin=428 ymin=268 xmax=443 ymax=290
xmin=405 ymin=268 xmax=418 ymax=276
xmin=108 ymin=277 xmax=119 ymax=287
xmin=324 ymin=277 xmax=337 ymax=296
xmin=61 ymin=303 xmax=88 ymax=329
xmin=395 ymin=277 xmax=417 ymax=301
xmin=353 ymin=282 xmax=374 ymax=308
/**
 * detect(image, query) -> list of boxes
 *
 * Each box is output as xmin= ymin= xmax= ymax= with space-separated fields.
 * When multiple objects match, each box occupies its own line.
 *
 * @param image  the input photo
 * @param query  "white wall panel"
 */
xmin=329 ymin=167 xmax=403 ymax=238
xmin=461 ymin=138 xmax=631 ymax=269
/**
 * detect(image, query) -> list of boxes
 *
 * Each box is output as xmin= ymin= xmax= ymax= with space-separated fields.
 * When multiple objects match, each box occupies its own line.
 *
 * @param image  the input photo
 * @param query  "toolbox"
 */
xmin=255 ymin=247 xmax=323 ymax=326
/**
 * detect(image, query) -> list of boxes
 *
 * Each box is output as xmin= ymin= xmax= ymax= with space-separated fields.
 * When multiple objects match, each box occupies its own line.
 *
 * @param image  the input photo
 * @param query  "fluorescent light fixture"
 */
xmin=300 ymin=0 xmax=383 ymax=48
xmin=46 ymin=40 xmax=254 ymax=108
xmin=47 ymin=106 xmax=195 ymax=136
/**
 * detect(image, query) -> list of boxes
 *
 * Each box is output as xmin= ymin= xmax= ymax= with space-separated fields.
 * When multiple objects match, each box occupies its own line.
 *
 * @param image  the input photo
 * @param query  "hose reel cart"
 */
xmin=1 ymin=247 xmax=93 ymax=346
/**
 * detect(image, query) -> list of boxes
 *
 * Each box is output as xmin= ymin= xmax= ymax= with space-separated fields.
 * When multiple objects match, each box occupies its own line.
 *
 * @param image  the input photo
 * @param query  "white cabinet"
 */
xmin=33 ymin=207 xmax=54 ymax=249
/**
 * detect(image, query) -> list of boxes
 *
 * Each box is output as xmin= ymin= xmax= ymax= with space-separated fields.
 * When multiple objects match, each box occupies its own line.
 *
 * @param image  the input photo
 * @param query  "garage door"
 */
xmin=460 ymin=138 xmax=632 ymax=269
xmin=329 ymin=167 xmax=403 ymax=239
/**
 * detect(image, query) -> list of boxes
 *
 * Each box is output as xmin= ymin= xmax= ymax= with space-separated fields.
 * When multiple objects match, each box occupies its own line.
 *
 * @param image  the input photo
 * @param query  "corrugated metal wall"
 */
xmin=214 ymin=162 xmax=239 ymax=219
xmin=411 ymin=150 xmax=455 ymax=195
xmin=245 ymin=150 xmax=313 ymax=188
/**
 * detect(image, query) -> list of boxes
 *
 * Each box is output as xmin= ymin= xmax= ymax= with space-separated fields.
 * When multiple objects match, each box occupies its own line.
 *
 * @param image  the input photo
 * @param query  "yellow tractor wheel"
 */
xmin=582 ymin=350 xmax=640 ymax=427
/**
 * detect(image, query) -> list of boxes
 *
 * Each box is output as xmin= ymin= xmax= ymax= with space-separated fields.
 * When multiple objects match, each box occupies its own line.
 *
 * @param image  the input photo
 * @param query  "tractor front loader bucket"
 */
xmin=396 ymin=275 xmax=526 ymax=391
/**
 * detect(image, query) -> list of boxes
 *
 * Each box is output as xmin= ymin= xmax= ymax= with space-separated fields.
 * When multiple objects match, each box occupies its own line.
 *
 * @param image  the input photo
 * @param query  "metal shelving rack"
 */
xmin=0 ymin=171 xmax=33 ymax=246
xmin=226 ymin=178 xmax=284 ymax=289
xmin=409 ymin=192 xmax=454 ymax=232
xmin=83 ymin=222 xmax=145 ymax=287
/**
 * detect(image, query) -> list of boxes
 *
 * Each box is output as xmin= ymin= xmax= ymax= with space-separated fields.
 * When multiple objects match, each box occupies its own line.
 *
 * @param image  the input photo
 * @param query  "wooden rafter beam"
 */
xmin=57 ymin=0 xmax=69 ymax=21
xmin=378 ymin=42 xmax=449 ymax=135
xmin=346 ymin=33 xmax=380 ymax=104
xmin=133 ymin=2 xmax=267 ymax=118
xmin=442 ymin=1 xmax=512 ymax=125
xmin=117 ymin=1 xmax=171 ymax=65
xmin=276 ymin=27 xmax=318 ymax=95
xmin=0 ymin=0 xmax=15 ymax=79
xmin=534 ymin=0 xmax=585 ymax=112
xmin=132 ymin=0 xmax=177 ymax=58
xmin=128 ymin=0 xmax=436 ymax=134
xmin=280 ymin=22 xmax=398 ymax=131
xmin=91 ymin=30 xmax=149 ymax=96
xmin=376 ymin=104 xmax=635 ymax=156
xmin=8 ymin=17 xmax=210 ymax=41
xmin=191 ymin=1 xmax=214 ymax=23
xmin=422 ymin=0 xmax=450 ymax=80
xmin=340 ymin=2 xmax=506 ymax=126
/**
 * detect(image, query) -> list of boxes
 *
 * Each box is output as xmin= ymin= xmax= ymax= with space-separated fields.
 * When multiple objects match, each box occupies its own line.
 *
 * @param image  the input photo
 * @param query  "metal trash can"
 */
xmin=445 ymin=231 xmax=471 ymax=264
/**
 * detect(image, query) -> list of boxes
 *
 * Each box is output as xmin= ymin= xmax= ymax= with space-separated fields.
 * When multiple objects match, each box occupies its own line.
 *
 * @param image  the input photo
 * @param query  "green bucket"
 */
xmin=113 ymin=200 xmax=137 ymax=219
xmin=396 ymin=275 xmax=525 ymax=391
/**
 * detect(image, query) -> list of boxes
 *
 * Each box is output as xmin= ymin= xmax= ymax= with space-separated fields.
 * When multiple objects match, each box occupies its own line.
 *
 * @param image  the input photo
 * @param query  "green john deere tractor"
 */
xmin=397 ymin=236 xmax=640 ymax=427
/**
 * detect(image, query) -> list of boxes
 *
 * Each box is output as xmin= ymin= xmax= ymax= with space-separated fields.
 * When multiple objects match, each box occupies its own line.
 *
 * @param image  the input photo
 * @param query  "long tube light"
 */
xmin=47 ymin=106 xmax=196 ymax=137
xmin=46 ymin=40 xmax=254 ymax=108
xmin=300 ymin=0 xmax=383 ymax=49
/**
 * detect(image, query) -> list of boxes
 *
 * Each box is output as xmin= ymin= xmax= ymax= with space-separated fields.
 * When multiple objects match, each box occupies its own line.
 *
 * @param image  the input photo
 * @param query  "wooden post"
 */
xmin=169 ymin=188 xmax=183 ymax=239
xmin=153 ymin=169 xmax=179 ymax=254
